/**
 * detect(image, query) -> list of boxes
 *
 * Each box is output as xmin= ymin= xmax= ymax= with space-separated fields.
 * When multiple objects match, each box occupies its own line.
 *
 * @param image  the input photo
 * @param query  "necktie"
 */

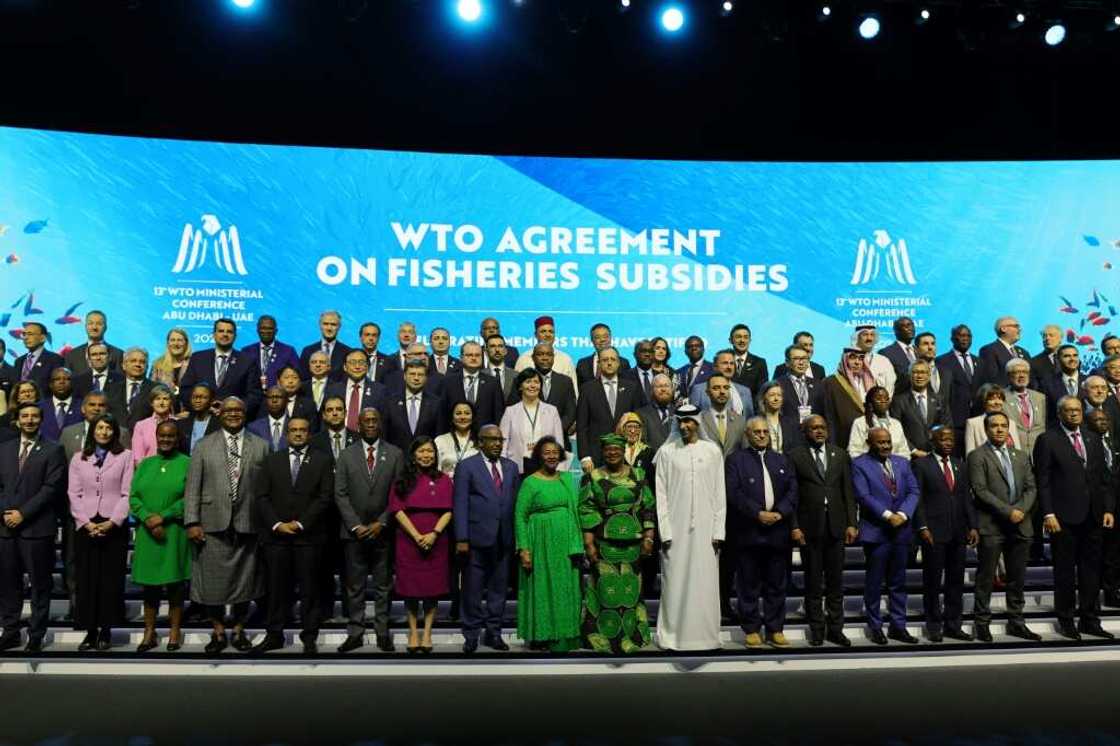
xmin=466 ymin=375 xmax=477 ymax=404
xmin=18 ymin=441 xmax=31 ymax=472
xmin=290 ymin=449 xmax=302 ymax=484
xmin=56 ymin=402 xmax=67 ymax=430
xmin=408 ymin=396 xmax=420 ymax=433
xmin=261 ymin=345 xmax=272 ymax=372
xmin=930 ymin=365 xmax=940 ymax=393
xmin=271 ymin=420 xmax=282 ymax=450
xmin=1067 ymin=377 xmax=1077 ymax=396
xmin=313 ymin=379 xmax=324 ymax=408
xmin=227 ymin=436 xmax=241 ymax=500
xmin=493 ymin=367 xmax=503 ymax=390
xmin=998 ymin=446 xmax=1016 ymax=500
xmin=1018 ymin=392 xmax=1032 ymax=429
xmin=367 ymin=354 xmax=378 ymax=382
xmin=347 ymin=383 xmax=361 ymax=431
xmin=1072 ymin=431 xmax=1086 ymax=462
xmin=941 ymin=456 xmax=955 ymax=491
xmin=905 ymin=345 xmax=916 ymax=363
xmin=216 ymin=354 xmax=229 ymax=386
xmin=322 ymin=341 xmax=331 ymax=358
xmin=813 ymin=446 xmax=826 ymax=478
xmin=604 ymin=380 xmax=617 ymax=416
xmin=437 ymin=356 xmax=447 ymax=375
xmin=659 ymin=407 xmax=668 ymax=424
xmin=93 ymin=373 xmax=103 ymax=392
xmin=641 ymin=371 xmax=651 ymax=397
xmin=541 ymin=374 xmax=551 ymax=401
xmin=332 ymin=432 xmax=342 ymax=459
xmin=882 ymin=458 xmax=896 ymax=494
xmin=128 ymin=381 xmax=140 ymax=407
xmin=736 ymin=357 xmax=745 ymax=375
xmin=490 ymin=460 xmax=503 ymax=492
xmin=21 ymin=353 xmax=34 ymax=380
xmin=794 ymin=377 xmax=808 ymax=406
xmin=758 ymin=450 xmax=774 ymax=510
xmin=716 ymin=412 xmax=726 ymax=443
xmin=961 ymin=354 xmax=973 ymax=379
xmin=916 ymin=393 xmax=927 ymax=421
xmin=687 ymin=363 xmax=698 ymax=389
xmin=366 ymin=445 xmax=376 ymax=473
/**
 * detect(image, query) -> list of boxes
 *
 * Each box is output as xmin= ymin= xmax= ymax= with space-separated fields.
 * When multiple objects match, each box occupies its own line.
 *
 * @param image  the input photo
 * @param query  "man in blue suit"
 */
xmin=724 ymin=417 xmax=799 ymax=648
xmin=246 ymin=386 xmax=290 ymax=452
xmin=675 ymin=335 xmax=713 ymax=399
xmin=241 ymin=315 xmax=300 ymax=391
xmin=37 ymin=367 xmax=83 ymax=442
xmin=853 ymin=427 xmax=920 ymax=645
xmin=453 ymin=424 xmax=520 ymax=653
xmin=178 ymin=318 xmax=261 ymax=414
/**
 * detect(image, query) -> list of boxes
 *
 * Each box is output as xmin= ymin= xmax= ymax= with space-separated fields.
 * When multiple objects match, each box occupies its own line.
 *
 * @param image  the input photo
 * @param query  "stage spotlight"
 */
xmin=457 ymin=0 xmax=482 ymax=22
xmin=620 ymin=0 xmax=630 ymax=7
xmin=231 ymin=0 xmax=256 ymax=8
xmin=858 ymin=15 xmax=880 ymax=39
xmin=722 ymin=0 xmax=733 ymax=13
xmin=660 ymin=5 xmax=685 ymax=32
xmin=1009 ymin=11 xmax=1025 ymax=28
xmin=1044 ymin=22 xmax=1066 ymax=45
xmin=919 ymin=8 xmax=930 ymax=21
xmin=1110 ymin=14 xmax=1120 ymax=30
xmin=820 ymin=5 xmax=831 ymax=18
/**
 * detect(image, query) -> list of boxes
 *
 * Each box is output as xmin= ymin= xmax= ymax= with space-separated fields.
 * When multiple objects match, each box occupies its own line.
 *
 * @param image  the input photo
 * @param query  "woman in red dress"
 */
xmin=388 ymin=436 xmax=453 ymax=654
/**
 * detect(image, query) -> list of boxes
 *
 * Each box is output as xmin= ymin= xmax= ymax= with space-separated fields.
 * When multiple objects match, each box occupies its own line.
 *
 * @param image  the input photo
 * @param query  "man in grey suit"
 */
xmin=967 ymin=410 xmax=1041 ymax=642
xmin=1003 ymin=358 xmax=1048 ymax=455
xmin=697 ymin=375 xmax=747 ymax=456
xmin=334 ymin=408 xmax=404 ymax=653
xmin=636 ymin=374 xmax=677 ymax=454
xmin=184 ymin=397 xmax=270 ymax=655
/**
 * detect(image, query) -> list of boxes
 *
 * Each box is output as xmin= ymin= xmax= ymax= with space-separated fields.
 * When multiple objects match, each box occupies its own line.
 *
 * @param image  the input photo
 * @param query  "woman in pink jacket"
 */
xmin=68 ymin=413 xmax=134 ymax=652
xmin=129 ymin=384 xmax=176 ymax=466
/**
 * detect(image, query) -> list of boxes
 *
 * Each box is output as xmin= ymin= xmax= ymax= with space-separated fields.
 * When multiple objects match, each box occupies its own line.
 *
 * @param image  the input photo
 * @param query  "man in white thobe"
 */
xmin=654 ymin=404 xmax=727 ymax=651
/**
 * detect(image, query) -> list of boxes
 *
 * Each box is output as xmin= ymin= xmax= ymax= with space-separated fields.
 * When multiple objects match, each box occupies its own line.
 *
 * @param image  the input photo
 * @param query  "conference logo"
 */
xmin=172 ymin=214 xmax=249 ymax=276
xmin=849 ymin=229 xmax=917 ymax=286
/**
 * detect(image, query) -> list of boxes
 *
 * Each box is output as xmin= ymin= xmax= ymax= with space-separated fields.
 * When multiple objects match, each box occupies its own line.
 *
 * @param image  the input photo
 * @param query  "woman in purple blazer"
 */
xmin=68 ymin=413 xmax=134 ymax=652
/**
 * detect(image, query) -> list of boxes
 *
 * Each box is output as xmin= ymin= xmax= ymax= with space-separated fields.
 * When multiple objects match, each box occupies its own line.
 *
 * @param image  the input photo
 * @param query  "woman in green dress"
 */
xmin=129 ymin=420 xmax=192 ymax=652
xmin=580 ymin=433 xmax=657 ymax=654
xmin=515 ymin=436 xmax=584 ymax=652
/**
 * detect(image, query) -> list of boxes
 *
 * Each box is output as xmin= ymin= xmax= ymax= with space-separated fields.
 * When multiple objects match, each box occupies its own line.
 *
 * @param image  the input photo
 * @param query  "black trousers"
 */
xmin=1101 ymin=524 xmax=1120 ymax=598
xmin=800 ymin=532 xmax=846 ymax=635
xmin=0 ymin=535 xmax=54 ymax=638
xmin=1050 ymin=519 xmax=1103 ymax=625
xmin=921 ymin=539 xmax=967 ymax=631
xmin=719 ymin=540 xmax=738 ymax=618
xmin=974 ymin=532 xmax=1029 ymax=625
xmin=73 ymin=517 xmax=128 ymax=630
xmin=264 ymin=541 xmax=323 ymax=638
xmin=735 ymin=544 xmax=789 ymax=634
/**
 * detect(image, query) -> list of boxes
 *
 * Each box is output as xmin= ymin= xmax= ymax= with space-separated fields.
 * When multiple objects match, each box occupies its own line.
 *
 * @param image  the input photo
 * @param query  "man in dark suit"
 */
xmin=427 ymin=327 xmax=460 ymax=377
xmin=912 ymin=332 xmax=950 ymax=401
xmin=968 ymin=411 xmax=1039 ymax=642
xmin=879 ymin=316 xmax=918 ymax=383
xmin=675 ymin=335 xmax=714 ymax=399
xmin=178 ymin=318 xmax=262 ymax=414
xmin=773 ymin=331 xmax=827 ymax=380
xmin=852 ymin=427 xmax=920 ymax=645
xmin=334 ymin=408 xmax=404 ymax=653
xmin=38 ymin=367 xmax=83 ymax=443
xmin=443 ymin=341 xmax=504 ymax=431
xmin=324 ymin=350 xmax=389 ymax=433
xmin=12 ymin=322 xmax=63 ymax=391
xmin=453 ymin=425 xmax=521 ymax=653
xmin=788 ymin=416 xmax=858 ymax=647
xmin=310 ymin=396 xmax=357 ymax=459
xmin=729 ymin=323 xmax=769 ymax=396
xmin=914 ymin=426 xmax=978 ymax=642
xmin=1088 ymin=407 xmax=1120 ymax=605
xmin=72 ymin=342 xmax=123 ymax=399
xmin=575 ymin=323 xmax=630 ymax=385
xmin=302 ymin=352 xmax=333 ymax=413
xmin=1033 ymin=395 xmax=1116 ymax=639
xmin=389 ymin=321 xmax=419 ymax=373
xmin=177 ymin=383 xmax=221 ymax=454
xmin=384 ymin=344 xmax=445 ymax=399
xmin=484 ymin=335 xmax=517 ymax=403
xmin=62 ymin=310 xmax=124 ymax=376
xmin=977 ymin=315 xmax=1031 ymax=388
xmin=889 ymin=360 xmax=952 ymax=458
xmin=777 ymin=344 xmax=827 ymax=423
xmin=480 ymin=318 xmax=518 ymax=368
xmin=252 ymin=417 xmax=334 ymax=655
xmin=1030 ymin=324 xmax=1062 ymax=391
xmin=298 ymin=310 xmax=351 ymax=379
xmin=105 ymin=347 xmax=157 ymax=430
xmin=383 ymin=361 xmax=442 ymax=453
xmin=356 ymin=322 xmax=393 ymax=385
xmin=627 ymin=340 xmax=657 ymax=402
xmin=0 ymin=402 xmax=66 ymax=652
xmin=577 ymin=347 xmax=645 ymax=471
xmin=935 ymin=324 xmax=981 ymax=452
xmin=1042 ymin=344 xmax=1087 ymax=422
xmin=247 ymin=386 xmax=290 ymax=452
xmin=307 ymin=395 xmax=355 ymax=622
xmin=241 ymin=314 xmax=300 ymax=391
xmin=725 ymin=417 xmax=799 ymax=648
xmin=530 ymin=344 xmax=577 ymax=448
xmin=636 ymin=373 xmax=676 ymax=454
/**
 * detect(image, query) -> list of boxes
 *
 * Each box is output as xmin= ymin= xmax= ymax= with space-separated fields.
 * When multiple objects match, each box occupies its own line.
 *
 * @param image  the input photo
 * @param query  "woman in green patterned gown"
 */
xmin=580 ymin=433 xmax=657 ymax=654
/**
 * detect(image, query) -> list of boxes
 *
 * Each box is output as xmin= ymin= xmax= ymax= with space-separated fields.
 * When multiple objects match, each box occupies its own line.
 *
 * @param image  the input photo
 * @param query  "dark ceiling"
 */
xmin=1 ymin=0 xmax=1118 ymax=161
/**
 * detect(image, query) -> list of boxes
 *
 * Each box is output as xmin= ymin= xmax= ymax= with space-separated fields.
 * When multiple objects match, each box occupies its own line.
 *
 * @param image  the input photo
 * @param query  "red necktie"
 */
xmin=941 ymin=456 xmax=955 ymax=491
xmin=347 ymin=383 xmax=361 ymax=431
xmin=1018 ymin=392 xmax=1031 ymax=430
xmin=1072 ymin=431 xmax=1086 ymax=461
xmin=490 ymin=461 xmax=503 ymax=492
xmin=366 ymin=445 xmax=376 ymax=472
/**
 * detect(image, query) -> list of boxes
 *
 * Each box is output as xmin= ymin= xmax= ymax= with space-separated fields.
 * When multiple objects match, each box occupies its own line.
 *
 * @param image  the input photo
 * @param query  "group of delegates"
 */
xmin=0 ymin=307 xmax=1118 ymax=654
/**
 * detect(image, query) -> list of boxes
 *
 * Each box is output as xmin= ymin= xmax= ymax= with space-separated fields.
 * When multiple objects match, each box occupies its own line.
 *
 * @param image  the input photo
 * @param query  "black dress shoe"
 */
xmin=826 ymin=631 xmax=852 ymax=648
xmin=231 ymin=631 xmax=253 ymax=652
xmin=462 ymin=637 xmax=479 ymax=654
xmin=927 ymin=629 xmax=943 ymax=643
xmin=24 ymin=636 xmax=43 ymax=654
xmin=1005 ymin=623 xmax=1042 ymax=642
xmin=867 ymin=629 xmax=888 ymax=645
xmin=251 ymin=634 xmax=285 ymax=655
xmin=302 ymin=640 xmax=319 ymax=655
xmin=78 ymin=631 xmax=97 ymax=652
xmin=1103 ymin=593 xmax=1120 ymax=609
xmin=484 ymin=635 xmax=510 ymax=651
xmin=337 ymin=634 xmax=364 ymax=653
xmin=204 ymin=633 xmax=229 ymax=655
xmin=0 ymin=630 xmax=21 ymax=652
xmin=1056 ymin=621 xmax=1081 ymax=640
xmin=943 ymin=627 xmax=974 ymax=642
xmin=888 ymin=627 xmax=919 ymax=644
xmin=376 ymin=634 xmax=396 ymax=652
xmin=95 ymin=629 xmax=112 ymax=652
xmin=1078 ymin=621 xmax=1115 ymax=639
xmin=808 ymin=631 xmax=825 ymax=647
xmin=974 ymin=624 xmax=993 ymax=643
